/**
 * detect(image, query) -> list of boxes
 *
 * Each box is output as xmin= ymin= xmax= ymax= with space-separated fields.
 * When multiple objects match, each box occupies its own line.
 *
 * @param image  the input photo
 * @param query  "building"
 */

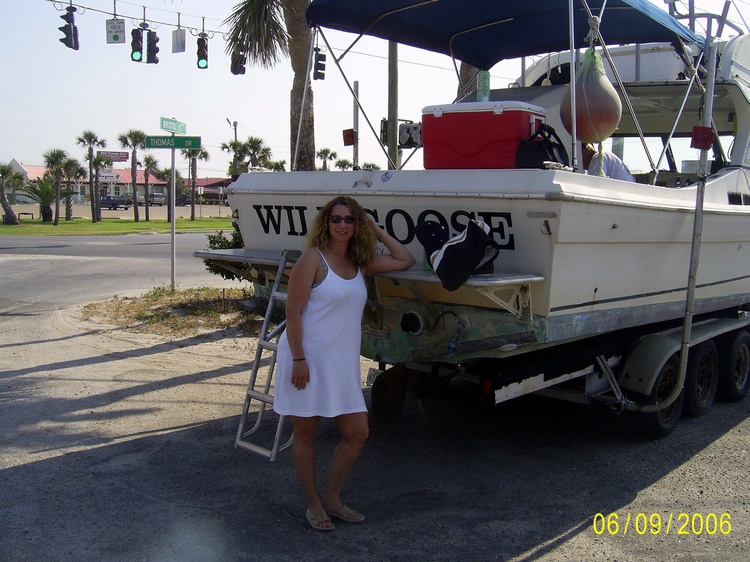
xmin=9 ymin=159 xmax=169 ymax=204
xmin=190 ymin=177 xmax=235 ymax=205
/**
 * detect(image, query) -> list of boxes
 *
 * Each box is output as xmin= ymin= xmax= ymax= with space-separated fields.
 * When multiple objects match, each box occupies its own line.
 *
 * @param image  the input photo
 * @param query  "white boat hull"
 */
xmin=226 ymin=167 xmax=750 ymax=362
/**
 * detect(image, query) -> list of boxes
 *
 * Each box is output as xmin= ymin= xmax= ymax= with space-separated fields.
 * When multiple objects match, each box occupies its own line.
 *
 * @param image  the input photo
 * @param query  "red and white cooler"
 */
xmin=421 ymin=101 xmax=546 ymax=169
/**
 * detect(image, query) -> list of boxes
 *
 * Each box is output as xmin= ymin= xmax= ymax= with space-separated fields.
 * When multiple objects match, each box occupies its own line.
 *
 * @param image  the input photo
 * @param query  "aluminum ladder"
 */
xmin=235 ymin=249 xmax=300 ymax=461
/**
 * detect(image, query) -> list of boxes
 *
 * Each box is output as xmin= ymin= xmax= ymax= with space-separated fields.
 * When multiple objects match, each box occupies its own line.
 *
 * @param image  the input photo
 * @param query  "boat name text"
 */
xmin=252 ymin=204 xmax=515 ymax=250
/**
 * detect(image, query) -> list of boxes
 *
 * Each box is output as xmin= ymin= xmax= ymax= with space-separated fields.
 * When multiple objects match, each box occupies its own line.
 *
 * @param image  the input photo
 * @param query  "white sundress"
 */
xmin=273 ymin=251 xmax=368 ymax=417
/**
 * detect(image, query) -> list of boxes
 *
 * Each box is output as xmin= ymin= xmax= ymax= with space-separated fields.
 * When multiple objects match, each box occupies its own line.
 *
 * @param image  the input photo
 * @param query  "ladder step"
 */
xmin=258 ymin=339 xmax=278 ymax=351
xmin=271 ymin=290 xmax=288 ymax=302
xmin=235 ymin=439 xmax=274 ymax=459
xmin=247 ymin=389 xmax=275 ymax=404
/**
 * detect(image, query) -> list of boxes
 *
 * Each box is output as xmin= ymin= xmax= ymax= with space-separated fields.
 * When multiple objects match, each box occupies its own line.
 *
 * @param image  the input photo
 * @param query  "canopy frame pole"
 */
xmin=317 ymin=27 xmax=397 ymax=169
xmin=568 ymin=0 xmax=578 ymax=171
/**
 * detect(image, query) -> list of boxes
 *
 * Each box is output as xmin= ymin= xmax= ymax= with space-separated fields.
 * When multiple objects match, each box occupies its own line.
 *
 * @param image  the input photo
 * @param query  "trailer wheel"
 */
xmin=718 ymin=330 xmax=750 ymax=402
xmin=683 ymin=340 xmax=719 ymax=417
xmin=632 ymin=354 xmax=684 ymax=439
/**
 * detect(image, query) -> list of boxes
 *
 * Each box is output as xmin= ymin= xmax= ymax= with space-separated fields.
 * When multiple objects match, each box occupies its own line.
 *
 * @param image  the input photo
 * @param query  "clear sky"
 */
xmin=1 ymin=0 xmax=748 ymax=179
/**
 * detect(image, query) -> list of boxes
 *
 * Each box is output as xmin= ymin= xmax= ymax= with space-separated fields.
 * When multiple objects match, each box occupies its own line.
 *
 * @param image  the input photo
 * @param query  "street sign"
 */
xmin=160 ymin=117 xmax=187 ymax=135
xmin=146 ymin=135 xmax=201 ymax=149
xmin=97 ymin=150 xmax=129 ymax=162
xmin=172 ymin=29 xmax=186 ymax=53
xmin=106 ymin=18 xmax=126 ymax=44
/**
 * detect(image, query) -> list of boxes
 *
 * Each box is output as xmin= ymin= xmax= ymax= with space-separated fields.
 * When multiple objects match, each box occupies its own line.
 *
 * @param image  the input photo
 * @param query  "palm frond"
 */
xmin=223 ymin=0 xmax=289 ymax=68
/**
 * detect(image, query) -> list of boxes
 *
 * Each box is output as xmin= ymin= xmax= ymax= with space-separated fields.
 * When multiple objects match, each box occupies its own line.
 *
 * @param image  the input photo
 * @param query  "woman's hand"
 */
xmin=291 ymin=360 xmax=310 ymax=390
xmin=364 ymin=215 xmax=416 ymax=274
xmin=366 ymin=214 xmax=383 ymax=240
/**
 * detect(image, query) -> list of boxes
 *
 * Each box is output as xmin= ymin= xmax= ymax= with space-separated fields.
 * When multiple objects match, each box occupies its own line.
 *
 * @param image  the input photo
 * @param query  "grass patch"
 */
xmin=0 ymin=216 xmax=234 ymax=236
xmin=82 ymin=286 xmax=263 ymax=338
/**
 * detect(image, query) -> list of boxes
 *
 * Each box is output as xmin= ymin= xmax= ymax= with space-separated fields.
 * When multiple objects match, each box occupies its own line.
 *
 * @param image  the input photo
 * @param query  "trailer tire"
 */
xmin=683 ymin=340 xmax=719 ymax=417
xmin=631 ymin=354 xmax=684 ymax=439
xmin=718 ymin=330 xmax=750 ymax=402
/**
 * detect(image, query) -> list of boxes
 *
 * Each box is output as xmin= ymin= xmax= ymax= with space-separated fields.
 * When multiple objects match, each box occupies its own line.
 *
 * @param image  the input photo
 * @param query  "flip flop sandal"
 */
xmin=326 ymin=504 xmax=365 ymax=523
xmin=305 ymin=509 xmax=334 ymax=532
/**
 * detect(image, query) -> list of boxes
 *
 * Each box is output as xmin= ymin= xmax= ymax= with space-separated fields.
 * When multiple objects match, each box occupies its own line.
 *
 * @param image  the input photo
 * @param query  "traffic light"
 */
xmin=131 ymin=28 xmax=143 ymax=62
xmin=146 ymin=31 xmax=159 ymax=64
xmin=313 ymin=48 xmax=326 ymax=80
xmin=380 ymin=118 xmax=388 ymax=145
xmin=197 ymin=35 xmax=208 ymax=69
xmin=59 ymin=6 xmax=79 ymax=51
xmin=230 ymin=51 xmax=246 ymax=75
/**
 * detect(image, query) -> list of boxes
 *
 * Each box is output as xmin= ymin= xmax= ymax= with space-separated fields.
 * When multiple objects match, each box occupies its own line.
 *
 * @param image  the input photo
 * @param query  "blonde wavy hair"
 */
xmin=306 ymin=196 xmax=377 ymax=268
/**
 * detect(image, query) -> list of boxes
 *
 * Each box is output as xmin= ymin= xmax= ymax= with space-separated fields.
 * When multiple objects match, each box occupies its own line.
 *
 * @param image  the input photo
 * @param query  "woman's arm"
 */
xmin=363 ymin=215 xmax=416 ymax=275
xmin=285 ymin=248 xmax=321 ymax=390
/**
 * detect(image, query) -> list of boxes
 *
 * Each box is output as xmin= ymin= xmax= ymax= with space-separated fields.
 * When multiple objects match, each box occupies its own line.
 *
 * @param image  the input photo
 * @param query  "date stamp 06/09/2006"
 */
xmin=592 ymin=513 xmax=733 ymax=537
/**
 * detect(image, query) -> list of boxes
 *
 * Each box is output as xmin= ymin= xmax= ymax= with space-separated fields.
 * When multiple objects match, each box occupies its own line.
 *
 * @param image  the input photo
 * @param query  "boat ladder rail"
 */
xmin=235 ymin=249 xmax=300 ymax=461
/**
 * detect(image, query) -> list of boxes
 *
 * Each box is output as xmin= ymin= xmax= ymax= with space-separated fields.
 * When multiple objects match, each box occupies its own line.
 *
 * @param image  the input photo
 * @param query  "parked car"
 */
xmin=176 ymin=194 xmax=193 ymax=206
xmin=120 ymin=192 xmax=141 ymax=205
xmin=147 ymin=193 xmax=166 ymax=206
xmin=100 ymin=195 xmax=130 ymax=210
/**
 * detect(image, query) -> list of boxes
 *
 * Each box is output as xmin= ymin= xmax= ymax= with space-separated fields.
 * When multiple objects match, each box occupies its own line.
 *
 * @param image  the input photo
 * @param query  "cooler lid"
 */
xmin=423 ymin=101 xmax=546 ymax=117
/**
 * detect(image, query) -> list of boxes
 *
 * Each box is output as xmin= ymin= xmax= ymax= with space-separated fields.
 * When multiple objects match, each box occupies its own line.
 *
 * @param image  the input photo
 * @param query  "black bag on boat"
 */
xmin=416 ymin=220 xmax=500 ymax=291
xmin=516 ymin=123 xmax=569 ymax=169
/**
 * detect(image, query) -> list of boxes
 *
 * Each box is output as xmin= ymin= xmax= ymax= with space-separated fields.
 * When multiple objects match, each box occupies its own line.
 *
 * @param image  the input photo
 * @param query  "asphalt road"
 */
xmin=0 ymin=231 xmax=233 ymax=308
xmin=1 ymin=232 xmax=748 ymax=561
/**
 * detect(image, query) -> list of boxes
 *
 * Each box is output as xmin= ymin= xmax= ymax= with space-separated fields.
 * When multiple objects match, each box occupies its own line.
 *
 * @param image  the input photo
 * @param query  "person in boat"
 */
xmin=582 ymin=142 xmax=635 ymax=182
xmin=273 ymin=195 xmax=416 ymax=532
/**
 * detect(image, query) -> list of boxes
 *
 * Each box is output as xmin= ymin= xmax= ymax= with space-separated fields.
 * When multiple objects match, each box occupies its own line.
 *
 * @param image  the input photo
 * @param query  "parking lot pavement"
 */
xmin=1 ymin=303 xmax=749 ymax=561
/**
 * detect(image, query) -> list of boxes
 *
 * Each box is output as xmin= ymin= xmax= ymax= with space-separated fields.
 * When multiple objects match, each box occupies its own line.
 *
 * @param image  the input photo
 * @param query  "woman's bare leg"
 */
xmin=291 ymin=416 xmax=326 ymax=513
xmin=321 ymin=412 xmax=369 ymax=510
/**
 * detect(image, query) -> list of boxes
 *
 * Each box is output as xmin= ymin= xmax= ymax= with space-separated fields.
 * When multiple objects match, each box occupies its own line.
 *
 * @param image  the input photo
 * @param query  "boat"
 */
xmin=199 ymin=0 xmax=750 ymax=439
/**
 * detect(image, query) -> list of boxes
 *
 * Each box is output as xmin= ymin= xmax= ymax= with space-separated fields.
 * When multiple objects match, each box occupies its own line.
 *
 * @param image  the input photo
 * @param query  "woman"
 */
xmin=273 ymin=195 xmax=416 ymax=531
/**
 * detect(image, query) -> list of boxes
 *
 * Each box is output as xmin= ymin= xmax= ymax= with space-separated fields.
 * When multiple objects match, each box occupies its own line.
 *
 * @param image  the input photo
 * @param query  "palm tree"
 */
xmin=0 ymin=163 xmax=23 ymax=225
xmin=62 ymin=158 xmax=86 ymax=221
xmin=224 ymin=0 xmax=316 ymax=171
xmin=43 ymin=149 xmax=68 ymax=226
xmin=118 ymin=129 xmax=147 ymax=223
xmin=267 ymin=160 xmax=287 ymax=172
xmin=243 ymin=136 xmax=272 ymax=169
xmin=90 ymin=155 xmax=110 ymax=221
xmin=220 ymin=139 xmax=247 ymax=179
xmin=181 ymin=147 xmax=210 ymax=221
xmin=335 ymin=158 xmax=353 ymax=171
xmin=142 ymin=154 xmax=159 ymax=222
xmin=76 ymin=131 xmax=106 ymax=223
xmin=316 ymin=147 xmax=337 ymax=171
xmin=155 ymin=167 xmax=185 ymax=218
xmin=19 ymin=175 xmax=58 ymax=222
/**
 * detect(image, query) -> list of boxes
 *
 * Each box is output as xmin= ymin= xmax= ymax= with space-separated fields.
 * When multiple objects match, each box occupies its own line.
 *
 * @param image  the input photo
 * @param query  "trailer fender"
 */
xmin=620 ymin=317 xmax=750 ymax=396
xmin=620 ymin=333 xmax=683 ymax=396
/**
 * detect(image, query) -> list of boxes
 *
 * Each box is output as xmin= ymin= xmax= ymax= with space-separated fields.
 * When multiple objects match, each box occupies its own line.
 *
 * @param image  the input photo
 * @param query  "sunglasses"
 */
xmin=329 ymin=215 xmax=356 ymax=224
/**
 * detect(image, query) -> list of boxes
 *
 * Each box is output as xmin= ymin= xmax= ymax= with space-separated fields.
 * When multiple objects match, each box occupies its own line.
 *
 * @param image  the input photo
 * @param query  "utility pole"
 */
xmin=353 ymin=81 xmax=359 ymax=168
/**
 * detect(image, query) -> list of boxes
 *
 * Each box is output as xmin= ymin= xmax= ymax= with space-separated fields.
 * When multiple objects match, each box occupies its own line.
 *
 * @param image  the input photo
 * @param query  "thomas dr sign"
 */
xmin=145 ymin=136 xmax=202 ymax=149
